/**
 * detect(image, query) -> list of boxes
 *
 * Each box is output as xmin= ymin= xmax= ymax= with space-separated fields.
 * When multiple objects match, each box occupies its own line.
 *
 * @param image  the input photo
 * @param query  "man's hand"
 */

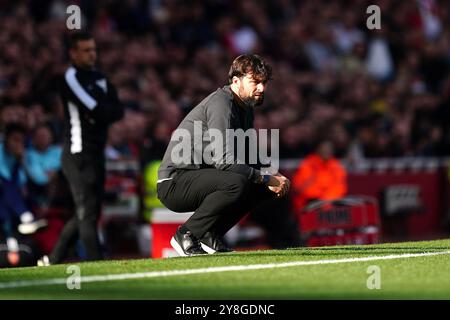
xmin=266 ymin=173 xmax=291 ymax=198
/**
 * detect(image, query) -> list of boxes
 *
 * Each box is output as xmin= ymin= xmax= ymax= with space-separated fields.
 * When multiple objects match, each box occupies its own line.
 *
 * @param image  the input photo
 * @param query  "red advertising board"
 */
xmin=347 ymin=171 xmax=443 ymax=240
xmin=281 ymin=158 xmax=449 ymax=242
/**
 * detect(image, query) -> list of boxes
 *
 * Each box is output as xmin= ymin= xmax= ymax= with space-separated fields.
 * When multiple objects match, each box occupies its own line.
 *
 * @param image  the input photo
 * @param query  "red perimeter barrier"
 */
xmin=299 ymin=196 xmax=381 ymax=246
xmin=347 ymin=171 xmax=443 ymax=240
xmin=281 ymin=158 xmax=449 ymax=243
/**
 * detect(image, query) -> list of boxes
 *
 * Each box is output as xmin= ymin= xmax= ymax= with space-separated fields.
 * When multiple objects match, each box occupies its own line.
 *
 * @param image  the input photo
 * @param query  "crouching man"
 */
xmin=157 ymin=54 xmax=290 ymax=256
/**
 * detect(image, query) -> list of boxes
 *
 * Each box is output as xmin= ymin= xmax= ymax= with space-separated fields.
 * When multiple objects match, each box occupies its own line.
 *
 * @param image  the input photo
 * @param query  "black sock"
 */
xmin=178 ymin=225 xmax=190 ymax=234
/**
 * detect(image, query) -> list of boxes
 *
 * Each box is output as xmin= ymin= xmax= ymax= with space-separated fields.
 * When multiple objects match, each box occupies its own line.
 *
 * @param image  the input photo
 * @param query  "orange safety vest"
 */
xmin=291 ymin=154 xmax=347 ymax=214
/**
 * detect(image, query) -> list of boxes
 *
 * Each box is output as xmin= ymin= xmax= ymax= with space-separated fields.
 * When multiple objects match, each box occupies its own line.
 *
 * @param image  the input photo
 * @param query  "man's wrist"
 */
xmin=258 ymin=174 xmax=271 ymax=185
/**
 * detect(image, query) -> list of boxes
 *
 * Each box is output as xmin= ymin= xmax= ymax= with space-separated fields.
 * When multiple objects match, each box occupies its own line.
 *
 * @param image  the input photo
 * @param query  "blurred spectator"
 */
xmin=105 ymin=121 xmax=132 ymax=161
xmin=333 ymin=11 xmax=365 ymax=55
xmin=26 ymin=124 xmax=62 ymax=184
xmin=0 ymin=123 xmax=47 ymax=237
xmin=140 ymin=121 xmax=172 ymax=165
xmin=25 ymin=124 xmax=62 ymax=207
xmin=365 ymin=29 xmax=395 ymax=82
xmin=291 ymin=140 xmax=348 ymax=215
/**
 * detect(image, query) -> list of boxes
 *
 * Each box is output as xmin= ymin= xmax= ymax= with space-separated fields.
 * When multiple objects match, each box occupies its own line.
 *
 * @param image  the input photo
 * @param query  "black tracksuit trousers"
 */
xmin=157 ymin=168 xmax=277 ymax=239
xmin=50 ymin=150 xmax=105 ymax=263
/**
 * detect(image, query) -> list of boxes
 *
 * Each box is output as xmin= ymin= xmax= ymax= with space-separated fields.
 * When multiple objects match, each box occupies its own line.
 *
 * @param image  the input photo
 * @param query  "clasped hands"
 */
xmin=266 ymin=173 xmax=290 ymax=198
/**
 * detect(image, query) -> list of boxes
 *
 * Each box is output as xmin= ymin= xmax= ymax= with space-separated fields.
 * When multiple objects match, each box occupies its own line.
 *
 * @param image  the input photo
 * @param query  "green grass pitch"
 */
xmin=1 ymin=238 xmax=450 ymax=299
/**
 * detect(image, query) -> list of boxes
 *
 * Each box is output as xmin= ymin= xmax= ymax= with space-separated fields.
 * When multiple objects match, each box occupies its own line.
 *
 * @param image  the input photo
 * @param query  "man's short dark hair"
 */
xmin=68 ymin=31 xmax=94 ymax=49
xmin=228 ymin=54 xmax=273 ymax=84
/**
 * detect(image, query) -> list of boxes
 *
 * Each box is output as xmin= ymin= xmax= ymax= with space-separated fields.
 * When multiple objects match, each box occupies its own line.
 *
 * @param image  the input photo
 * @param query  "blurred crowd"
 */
xmin=1 ymin=0 xmax=450 ymax=167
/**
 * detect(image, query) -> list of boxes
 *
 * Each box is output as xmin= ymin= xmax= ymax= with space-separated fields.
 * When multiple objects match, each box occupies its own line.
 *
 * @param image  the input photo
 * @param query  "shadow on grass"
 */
xmin=213 ymin=246 xmax=450 ymax=259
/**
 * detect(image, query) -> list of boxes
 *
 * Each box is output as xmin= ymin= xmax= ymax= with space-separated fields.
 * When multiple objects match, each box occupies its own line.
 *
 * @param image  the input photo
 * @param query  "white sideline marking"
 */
xmin=1 ymin=250 xmax=450 ymax=289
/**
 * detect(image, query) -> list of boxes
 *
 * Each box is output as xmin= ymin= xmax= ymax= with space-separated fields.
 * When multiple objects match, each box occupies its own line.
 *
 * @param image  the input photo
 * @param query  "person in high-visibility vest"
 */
xmin=291 ymin=140 xmax=347 ymax=215
xmin=142 ymin=160 xmax=164 ymax=222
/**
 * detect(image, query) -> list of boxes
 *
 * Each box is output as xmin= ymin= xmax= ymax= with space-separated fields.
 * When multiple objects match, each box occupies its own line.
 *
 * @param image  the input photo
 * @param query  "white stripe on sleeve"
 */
xmin=68 ymin=101 xmax=82 ymax=153
xmin=65 ymin=67 xmax=97 ymax=110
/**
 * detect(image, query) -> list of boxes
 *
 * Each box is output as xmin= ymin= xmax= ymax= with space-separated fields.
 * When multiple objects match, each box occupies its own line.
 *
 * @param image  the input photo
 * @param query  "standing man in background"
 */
xmin=39 ymin=32 xmax=124 ymax=265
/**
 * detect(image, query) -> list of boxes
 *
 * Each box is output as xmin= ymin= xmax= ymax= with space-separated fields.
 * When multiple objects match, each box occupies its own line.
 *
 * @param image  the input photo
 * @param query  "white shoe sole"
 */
xmin=170 ymin=237 xmax=187 ymax=257
xmin=18 ymin=220 xmax=47 ymax=235
xmin=200 ymin=243 xmax=217 ymax=254
xmin=37 ymin=255 xmax=50 ymax=267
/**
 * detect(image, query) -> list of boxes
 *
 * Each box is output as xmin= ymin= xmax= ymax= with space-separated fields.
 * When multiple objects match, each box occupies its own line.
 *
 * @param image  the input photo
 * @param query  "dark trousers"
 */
xmin=157 ymin=168 xmax=277 ymax=239
xmin=0 ymin=178 xmax=28 ymax=236
xmin=50 ymin=150 xmax=105 ymax=263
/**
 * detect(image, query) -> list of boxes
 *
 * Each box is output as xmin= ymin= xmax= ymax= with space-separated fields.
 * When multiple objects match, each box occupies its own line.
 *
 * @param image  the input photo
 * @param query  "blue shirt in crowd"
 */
xmin=0 ymin=143 xmax=62 ymax=186
xmin=25 ymin=146 xmax=62 ymax=185
xmin=0 ymin=143 xmax=26 ymax=186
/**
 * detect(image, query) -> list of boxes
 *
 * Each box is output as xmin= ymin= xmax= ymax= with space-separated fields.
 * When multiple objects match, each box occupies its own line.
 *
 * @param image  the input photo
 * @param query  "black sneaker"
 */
xmin=170 ymin=228 xmax=208 ymax=256
xmin=200 ymin=232 xmax=234 ymax=254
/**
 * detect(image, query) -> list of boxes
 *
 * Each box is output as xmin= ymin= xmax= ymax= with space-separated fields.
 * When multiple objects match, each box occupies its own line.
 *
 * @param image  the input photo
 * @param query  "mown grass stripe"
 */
xmin=1 ymin=250 xmax=449 ymax=289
